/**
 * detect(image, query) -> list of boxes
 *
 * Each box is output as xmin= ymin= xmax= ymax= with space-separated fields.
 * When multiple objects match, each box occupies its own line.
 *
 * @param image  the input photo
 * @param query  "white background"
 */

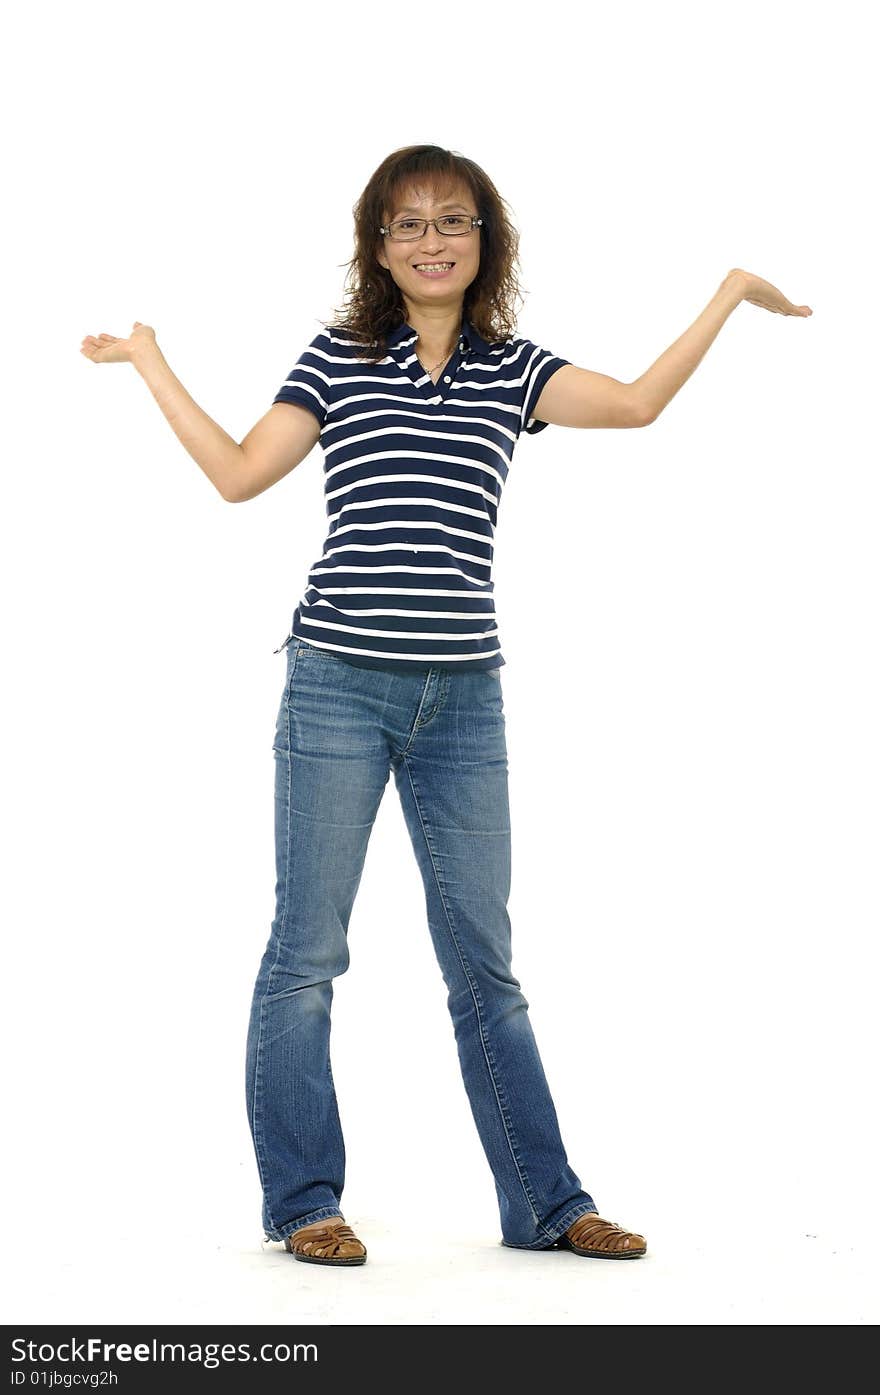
xmin=3 ymin=0 xmax=876 ymax=1326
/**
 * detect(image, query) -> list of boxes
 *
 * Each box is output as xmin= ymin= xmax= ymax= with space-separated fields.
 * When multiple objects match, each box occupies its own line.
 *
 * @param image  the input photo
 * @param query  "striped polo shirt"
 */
xmin=271 ymin=316 xmax=570 ymax=672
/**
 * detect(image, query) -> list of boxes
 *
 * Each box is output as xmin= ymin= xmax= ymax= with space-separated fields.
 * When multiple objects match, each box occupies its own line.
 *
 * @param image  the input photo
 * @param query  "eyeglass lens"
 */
xmin=389 ymin=216 xmax=475 ymax=240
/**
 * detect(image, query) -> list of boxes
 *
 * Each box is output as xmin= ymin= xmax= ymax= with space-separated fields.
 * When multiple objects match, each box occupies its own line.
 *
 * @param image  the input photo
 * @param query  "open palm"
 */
xmin=80 ymin=321 xmax=157 ymax=364
xmin=732 ymin=269 xmax=812 ymax=317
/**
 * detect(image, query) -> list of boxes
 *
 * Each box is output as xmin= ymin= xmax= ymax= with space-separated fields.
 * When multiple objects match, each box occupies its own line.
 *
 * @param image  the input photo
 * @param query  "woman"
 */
xmin=81 ymin=144 xmax=811 ymax=1268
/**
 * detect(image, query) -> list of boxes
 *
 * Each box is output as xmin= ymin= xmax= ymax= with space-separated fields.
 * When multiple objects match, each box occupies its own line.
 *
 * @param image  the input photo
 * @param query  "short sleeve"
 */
xmin=272 ymin=326 xmax=333 ymax=429
xmin=517 ymin=339 xmax=572 ymax=436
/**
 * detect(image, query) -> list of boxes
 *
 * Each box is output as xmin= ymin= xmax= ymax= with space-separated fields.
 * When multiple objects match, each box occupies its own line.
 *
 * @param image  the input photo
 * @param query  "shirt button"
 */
xmin=443 ymin=375 xmax=451 ymax=383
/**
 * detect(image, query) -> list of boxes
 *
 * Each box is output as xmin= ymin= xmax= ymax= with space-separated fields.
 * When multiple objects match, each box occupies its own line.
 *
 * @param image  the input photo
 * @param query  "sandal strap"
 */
xmin=566 ymin=1215 xmax=641 ymax=1252
xmin=288 ymin=1220 xmax=364 ymax=1258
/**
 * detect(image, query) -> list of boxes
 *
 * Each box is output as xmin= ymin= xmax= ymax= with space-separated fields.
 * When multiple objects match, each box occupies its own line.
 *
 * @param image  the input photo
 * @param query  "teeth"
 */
xmin=414 ymin=263 xmax=453 ymax=271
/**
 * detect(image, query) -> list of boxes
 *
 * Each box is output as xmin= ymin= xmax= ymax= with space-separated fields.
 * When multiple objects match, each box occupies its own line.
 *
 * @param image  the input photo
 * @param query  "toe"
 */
xmin=619 ymin=1232 xmax=646 ymax=1251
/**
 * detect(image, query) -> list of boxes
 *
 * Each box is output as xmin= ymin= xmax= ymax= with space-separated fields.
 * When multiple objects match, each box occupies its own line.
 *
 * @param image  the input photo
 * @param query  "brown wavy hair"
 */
xmin=329 ymin=145 xmax=526 ymax=364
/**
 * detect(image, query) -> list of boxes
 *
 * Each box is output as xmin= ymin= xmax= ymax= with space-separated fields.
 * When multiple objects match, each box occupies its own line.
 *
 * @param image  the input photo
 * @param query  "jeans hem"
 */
xmin=499 ymin=1202 xmax=599 ymax=1251
xmin=263 ymin=1206 xmax=345 ymax=1244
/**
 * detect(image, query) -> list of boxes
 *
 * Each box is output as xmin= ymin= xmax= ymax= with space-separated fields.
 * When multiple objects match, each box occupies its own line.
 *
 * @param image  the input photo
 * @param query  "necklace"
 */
xmin=416 ymin=332 xmax=460 ymax=379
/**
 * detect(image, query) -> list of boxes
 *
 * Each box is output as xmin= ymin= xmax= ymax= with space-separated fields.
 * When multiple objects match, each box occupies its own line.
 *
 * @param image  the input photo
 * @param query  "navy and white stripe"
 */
xmin=272 ymin=317 xmax=570 ymax=671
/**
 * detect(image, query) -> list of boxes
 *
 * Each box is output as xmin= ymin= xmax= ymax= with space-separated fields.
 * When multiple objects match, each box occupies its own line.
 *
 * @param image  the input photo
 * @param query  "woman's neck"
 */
xmin=405 ymin=306 xmax=463 ymax=365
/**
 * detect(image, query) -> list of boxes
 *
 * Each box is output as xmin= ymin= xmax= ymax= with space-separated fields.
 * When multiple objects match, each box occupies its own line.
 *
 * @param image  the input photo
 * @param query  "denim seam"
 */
xmin=402 ymin=753 xmax=554 ymax=1243
xmin=398 ymin=672 xmax=436 ymax=759
xmin=417 ymin=668 xmax=450 ymax=730
xmin=251 ymin=641 xmax=302 ymax=1236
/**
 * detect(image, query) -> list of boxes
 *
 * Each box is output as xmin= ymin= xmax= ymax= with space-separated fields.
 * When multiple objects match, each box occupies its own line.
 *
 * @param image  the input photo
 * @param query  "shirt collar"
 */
xmin=387 ymin=316 xmax=494 ymax=357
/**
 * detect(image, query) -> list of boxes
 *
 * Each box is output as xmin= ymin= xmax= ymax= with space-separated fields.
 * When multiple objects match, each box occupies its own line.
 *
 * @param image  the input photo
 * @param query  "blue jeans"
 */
xmin=245 ymin=637 xmax=598 ymax=1248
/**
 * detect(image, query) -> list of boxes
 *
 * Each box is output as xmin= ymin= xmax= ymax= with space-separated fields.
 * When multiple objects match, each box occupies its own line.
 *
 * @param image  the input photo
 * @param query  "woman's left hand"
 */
xmin=725 ymin=268 xmax=812 ymax=317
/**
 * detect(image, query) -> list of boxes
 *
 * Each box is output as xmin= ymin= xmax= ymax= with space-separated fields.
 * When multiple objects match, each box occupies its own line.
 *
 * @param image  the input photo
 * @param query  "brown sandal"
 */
xmin=557 ymin=1214 xmax=647 ymax=1259
xmin=283 ymin=1217 xmax=367 ymax=1266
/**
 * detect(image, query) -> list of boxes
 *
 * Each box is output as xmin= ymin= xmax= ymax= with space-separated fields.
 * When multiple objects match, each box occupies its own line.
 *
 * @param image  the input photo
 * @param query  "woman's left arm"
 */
xmin=632 ymin=268 xmax=813 ymax=424
xmin=529 ymin=270 xmax=812 ymax=430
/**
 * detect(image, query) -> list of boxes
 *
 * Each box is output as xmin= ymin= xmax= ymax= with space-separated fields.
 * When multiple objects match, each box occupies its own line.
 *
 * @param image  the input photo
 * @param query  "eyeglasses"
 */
xmin=379 ymin=215 xmax=483 ymax=241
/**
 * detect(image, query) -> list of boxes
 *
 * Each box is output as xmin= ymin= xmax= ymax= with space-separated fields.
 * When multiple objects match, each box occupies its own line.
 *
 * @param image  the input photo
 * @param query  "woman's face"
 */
xmin=376 ymin=182 xmax=481 ymax=317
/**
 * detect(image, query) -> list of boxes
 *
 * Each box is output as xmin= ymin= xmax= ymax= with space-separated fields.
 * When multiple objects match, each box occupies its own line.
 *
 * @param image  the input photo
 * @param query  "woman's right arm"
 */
xmin=80 ymin=322 xmax=320 ymax=502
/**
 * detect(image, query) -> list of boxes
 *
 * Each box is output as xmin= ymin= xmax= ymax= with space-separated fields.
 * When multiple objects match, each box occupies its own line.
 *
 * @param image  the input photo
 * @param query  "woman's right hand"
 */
xmin=80 ymin=321 xmax=158 ymax=365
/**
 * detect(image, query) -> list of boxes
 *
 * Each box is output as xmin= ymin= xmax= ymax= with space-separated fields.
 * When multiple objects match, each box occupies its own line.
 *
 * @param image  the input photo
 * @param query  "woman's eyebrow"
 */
xmin=394 ymin=201 xmax=470 ymax=214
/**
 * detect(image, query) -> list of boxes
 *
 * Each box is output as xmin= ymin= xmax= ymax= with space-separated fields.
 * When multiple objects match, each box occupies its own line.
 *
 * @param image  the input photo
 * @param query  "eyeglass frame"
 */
xmin=378 ymin=214 xmax=483 ymax=240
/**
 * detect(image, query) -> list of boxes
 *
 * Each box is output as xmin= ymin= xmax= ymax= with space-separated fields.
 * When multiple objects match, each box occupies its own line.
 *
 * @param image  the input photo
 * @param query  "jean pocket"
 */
xmin=296 ymin=639 xmax=347 ymax=661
